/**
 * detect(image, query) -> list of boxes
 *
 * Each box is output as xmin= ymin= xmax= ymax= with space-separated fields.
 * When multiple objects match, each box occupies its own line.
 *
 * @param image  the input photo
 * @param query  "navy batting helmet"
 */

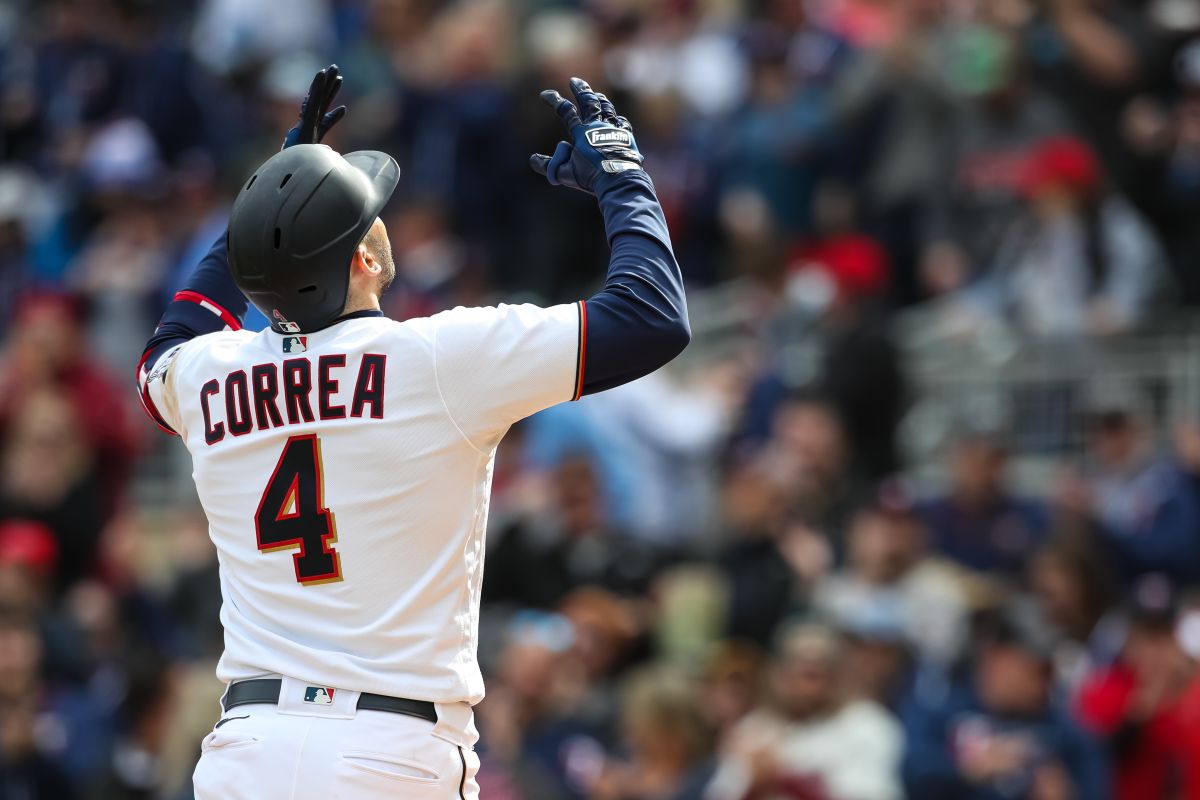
xmin=228 ymin=144 xmax=400 ymax=333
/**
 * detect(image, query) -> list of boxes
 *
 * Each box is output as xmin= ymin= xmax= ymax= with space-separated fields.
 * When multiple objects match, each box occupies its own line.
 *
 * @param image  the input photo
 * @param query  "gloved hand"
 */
xmin=281 ymin=64 xmax=347 ymax=150
xmin=530 ymin=77 xmax=644 ymax=194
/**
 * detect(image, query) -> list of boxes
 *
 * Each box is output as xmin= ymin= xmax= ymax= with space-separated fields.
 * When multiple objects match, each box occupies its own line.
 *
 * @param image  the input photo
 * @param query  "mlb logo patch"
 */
xmin=282 ymin=336 xmax=308 ymax=354
xmin=303 ymin=686 xmax=336 ymax=705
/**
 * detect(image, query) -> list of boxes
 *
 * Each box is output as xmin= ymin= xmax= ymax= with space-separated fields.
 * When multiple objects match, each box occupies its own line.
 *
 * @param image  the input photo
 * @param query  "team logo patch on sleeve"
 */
xmin=282 ymin=336 xmax=308 ymax=354
xmin=303 ymin=686 xmax=335 ymax=705
xmin=145 ymin=345 xmax=183 ymax=384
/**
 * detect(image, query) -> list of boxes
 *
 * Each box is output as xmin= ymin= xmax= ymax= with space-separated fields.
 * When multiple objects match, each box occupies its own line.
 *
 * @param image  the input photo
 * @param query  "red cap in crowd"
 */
xmin=0 ymin=520 xmax=59 ymax=577
xmin=1018 ymin=136 xmax=1102 ymax=198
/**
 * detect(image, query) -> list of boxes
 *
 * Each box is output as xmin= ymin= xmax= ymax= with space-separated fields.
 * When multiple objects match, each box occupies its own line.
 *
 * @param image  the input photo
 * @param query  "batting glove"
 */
xmin=530 ymin=77 xmax=644 ymax=194
xmin=282 ymin=64 xmax=347 ymax=150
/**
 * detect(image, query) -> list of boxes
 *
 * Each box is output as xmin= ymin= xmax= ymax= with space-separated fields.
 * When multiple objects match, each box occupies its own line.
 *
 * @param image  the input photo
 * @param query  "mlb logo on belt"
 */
xmin=282 ymin=335 xmax=308 ymax=354
xmin=303 ymin=686 xmax=336 ymax=705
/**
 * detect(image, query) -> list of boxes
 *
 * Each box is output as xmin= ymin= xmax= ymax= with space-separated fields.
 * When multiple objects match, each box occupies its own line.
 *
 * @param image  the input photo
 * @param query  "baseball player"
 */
xmin=135 ymin=65 xmax=688 ymax=799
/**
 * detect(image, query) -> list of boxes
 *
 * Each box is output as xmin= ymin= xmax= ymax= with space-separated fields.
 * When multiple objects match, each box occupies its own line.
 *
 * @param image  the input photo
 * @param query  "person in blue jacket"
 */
xmin=901 ymin=607 xmax=1109 ymax=800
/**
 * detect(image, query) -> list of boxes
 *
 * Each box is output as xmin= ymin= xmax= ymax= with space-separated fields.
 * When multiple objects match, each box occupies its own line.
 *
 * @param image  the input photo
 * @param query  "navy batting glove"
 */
xmin=282 ymin=64 xmax=347 ymax=150
xmin=530 ymin=77 xmax=644 ymax=194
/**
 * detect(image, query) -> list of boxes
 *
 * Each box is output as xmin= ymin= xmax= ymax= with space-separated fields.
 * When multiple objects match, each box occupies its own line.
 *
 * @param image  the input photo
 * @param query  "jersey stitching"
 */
xmin=452 ymin=447 xmax=487 ymax=684
xmin=429 ymin=319 xmax=486 ymax=456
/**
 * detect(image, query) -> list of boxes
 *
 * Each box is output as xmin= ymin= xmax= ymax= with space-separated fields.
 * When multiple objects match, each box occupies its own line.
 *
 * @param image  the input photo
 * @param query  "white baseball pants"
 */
xmin=192 ymin=701 xmax=480 ymax=799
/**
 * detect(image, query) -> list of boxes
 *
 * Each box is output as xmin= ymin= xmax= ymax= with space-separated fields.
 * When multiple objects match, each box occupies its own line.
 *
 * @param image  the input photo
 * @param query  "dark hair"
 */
xmin=1035 ymin=535 xmax=1117 ymax=632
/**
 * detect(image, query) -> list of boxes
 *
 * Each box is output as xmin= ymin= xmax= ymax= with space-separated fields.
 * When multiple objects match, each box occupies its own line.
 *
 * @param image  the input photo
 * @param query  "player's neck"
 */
xmin=342 ymin=293 xmax=382 ymax=316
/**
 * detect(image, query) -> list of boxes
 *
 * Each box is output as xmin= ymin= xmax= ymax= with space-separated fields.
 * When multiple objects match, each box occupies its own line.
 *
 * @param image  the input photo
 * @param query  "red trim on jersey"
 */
xmin=573 ymin=300 xmax=588 ymax=401
xmin=135 ymin=346 xmax=178 ymax=436
xmin=135 ymin=345 xmax=154 ymax=378
xmin=173 ymin=290 xmax=243 ymax=331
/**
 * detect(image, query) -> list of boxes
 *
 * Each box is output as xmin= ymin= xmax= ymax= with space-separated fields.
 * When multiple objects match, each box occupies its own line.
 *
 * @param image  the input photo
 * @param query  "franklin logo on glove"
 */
xmin=586 ymin=128 xmax=632 ymax=147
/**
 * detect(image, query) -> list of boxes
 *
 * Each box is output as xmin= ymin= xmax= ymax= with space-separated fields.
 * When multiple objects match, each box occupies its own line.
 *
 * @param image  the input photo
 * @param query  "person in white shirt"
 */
xmin=706 ymin=622 xmax=904 ymax=800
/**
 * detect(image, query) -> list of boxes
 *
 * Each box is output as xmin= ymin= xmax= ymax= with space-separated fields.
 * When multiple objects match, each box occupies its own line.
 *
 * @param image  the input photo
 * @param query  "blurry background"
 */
xmin=2 ymin=0 xmax=1200 ymax=797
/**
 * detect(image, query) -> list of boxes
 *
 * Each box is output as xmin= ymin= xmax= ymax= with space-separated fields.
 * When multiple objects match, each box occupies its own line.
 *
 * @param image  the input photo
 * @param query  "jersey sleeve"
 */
xmin=136 ymin=342 xmax=189 ymax=437
xmin=136 ymin=231 xmax=247 ymax=436
xmin=430 ymin=302 xmax=583 ymax=449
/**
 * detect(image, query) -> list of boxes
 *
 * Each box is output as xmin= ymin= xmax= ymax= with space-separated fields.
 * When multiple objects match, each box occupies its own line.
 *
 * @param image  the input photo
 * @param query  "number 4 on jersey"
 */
xmin=255 ymin=434 xmax=342 ymax=585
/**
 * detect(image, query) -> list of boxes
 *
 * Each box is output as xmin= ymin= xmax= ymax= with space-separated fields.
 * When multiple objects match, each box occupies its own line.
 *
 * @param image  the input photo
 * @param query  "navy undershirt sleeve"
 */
xmin=140 ymin=231 xmax=248 ymax=370
xmin=581 ymin=170 xmax=690 ymax=395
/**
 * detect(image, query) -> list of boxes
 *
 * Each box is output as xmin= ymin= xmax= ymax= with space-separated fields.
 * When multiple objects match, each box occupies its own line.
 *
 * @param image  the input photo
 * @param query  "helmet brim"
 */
xmin=343 ymin=150 xmax=401 ymax=227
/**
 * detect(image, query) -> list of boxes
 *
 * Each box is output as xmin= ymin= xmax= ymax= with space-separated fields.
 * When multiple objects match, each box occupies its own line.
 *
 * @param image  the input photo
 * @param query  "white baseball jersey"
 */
xmin=140 ymin=303 xmax=583 ymax=704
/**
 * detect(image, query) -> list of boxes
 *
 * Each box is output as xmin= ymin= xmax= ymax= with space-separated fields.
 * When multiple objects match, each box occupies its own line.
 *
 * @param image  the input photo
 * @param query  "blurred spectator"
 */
xmin=919 ymin=425 xmax=1049 ymax=581
xmin=699 ymin=642 xmax=766 ymax=743
xmin=163 ymin=509 xmax=222 ymax=660
xmin=476 ymin=611 xmax=599 ymax=799
xmin=716 ymin=453 xmax=803 ymax=647
xmin=901 ymin=606 xmax=1109 ymax=800
xmin=0 ymin=293 xmax=139 ymax=512
xmin=0 ymin=388 xmax=105 ymax=592
xmin=706 ymin=622 xmax=904 ymax=800
xmin=922 ymin=23 xmax=1075 ymax=299
xmin=1121 ymin=37 xmax=1200 ymax=302
xmin=790 ymin=184 xmax=907 ymax=479
xmin=485 ymin=456 xmax=662 ymax=609
xmin=87 ymin=650 xmax=179 ymax=799
xmin=0 ymin=519 xmax=58 ymax=613
xmin=1031 ymin=0 xmax=1172 ymax=193
xmin=831 ymin=0 xmax=958 ymax=305
xmin=0 ymin=611 xmax=74 ymax=799
xmin=717 ymin=21 xmax=834 ymax=239
xmin=1058 ymin=387 xmax=1200 ymax=584
xmin=1076 ymin=574 xmax=1200 ymax=800
xmin=590 ymin=667 xmax=715 ymax=800
xmin=1029 ymin=538 xmax=1122 ymax=694
xmin=965 ymin=136 xmax=1167 ymax=338
xmin=815 ymin=479 xmax=972 ymax=669
xmin=769 ymin=397 xmax=857 ymax=539
xmin=837 ymin=604 xmax=914 ymax=712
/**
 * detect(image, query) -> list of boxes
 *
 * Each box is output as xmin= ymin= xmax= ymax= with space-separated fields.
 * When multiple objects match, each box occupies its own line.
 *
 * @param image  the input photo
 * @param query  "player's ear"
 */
xmin=353 ymin=246 xmax=381 ymax=277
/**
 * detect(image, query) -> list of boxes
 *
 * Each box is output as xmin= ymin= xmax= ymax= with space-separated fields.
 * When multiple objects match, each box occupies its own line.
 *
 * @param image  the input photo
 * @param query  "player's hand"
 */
xmin=530 ymin=77 xmax=644 ymax=194
xmin=281 ymin=64 xmax=347 ymax=150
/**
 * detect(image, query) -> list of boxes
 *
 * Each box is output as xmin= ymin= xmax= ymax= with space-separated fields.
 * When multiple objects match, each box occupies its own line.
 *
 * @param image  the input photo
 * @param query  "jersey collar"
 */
xmin=334 ymin=309 xmax=385 ymax=324
xmin=284 ymin=308 xmax=385 ymax=335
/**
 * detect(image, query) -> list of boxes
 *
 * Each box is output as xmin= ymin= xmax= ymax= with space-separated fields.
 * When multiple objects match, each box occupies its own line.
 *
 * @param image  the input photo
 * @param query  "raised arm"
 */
xmin=530 ymin=78 xmax=691 ymax=396
xmin=135 ymin=65 xmax=348 ymax=434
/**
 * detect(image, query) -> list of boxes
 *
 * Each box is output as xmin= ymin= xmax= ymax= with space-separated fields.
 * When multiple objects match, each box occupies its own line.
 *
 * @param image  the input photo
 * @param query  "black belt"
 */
xmin=223 ymin=679 xmax=437 ymax=724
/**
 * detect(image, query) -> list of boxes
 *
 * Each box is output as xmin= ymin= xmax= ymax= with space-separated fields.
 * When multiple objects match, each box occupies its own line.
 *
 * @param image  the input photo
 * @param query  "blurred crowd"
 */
xmin=3 ymin=0 xmax=1200 ymax=798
